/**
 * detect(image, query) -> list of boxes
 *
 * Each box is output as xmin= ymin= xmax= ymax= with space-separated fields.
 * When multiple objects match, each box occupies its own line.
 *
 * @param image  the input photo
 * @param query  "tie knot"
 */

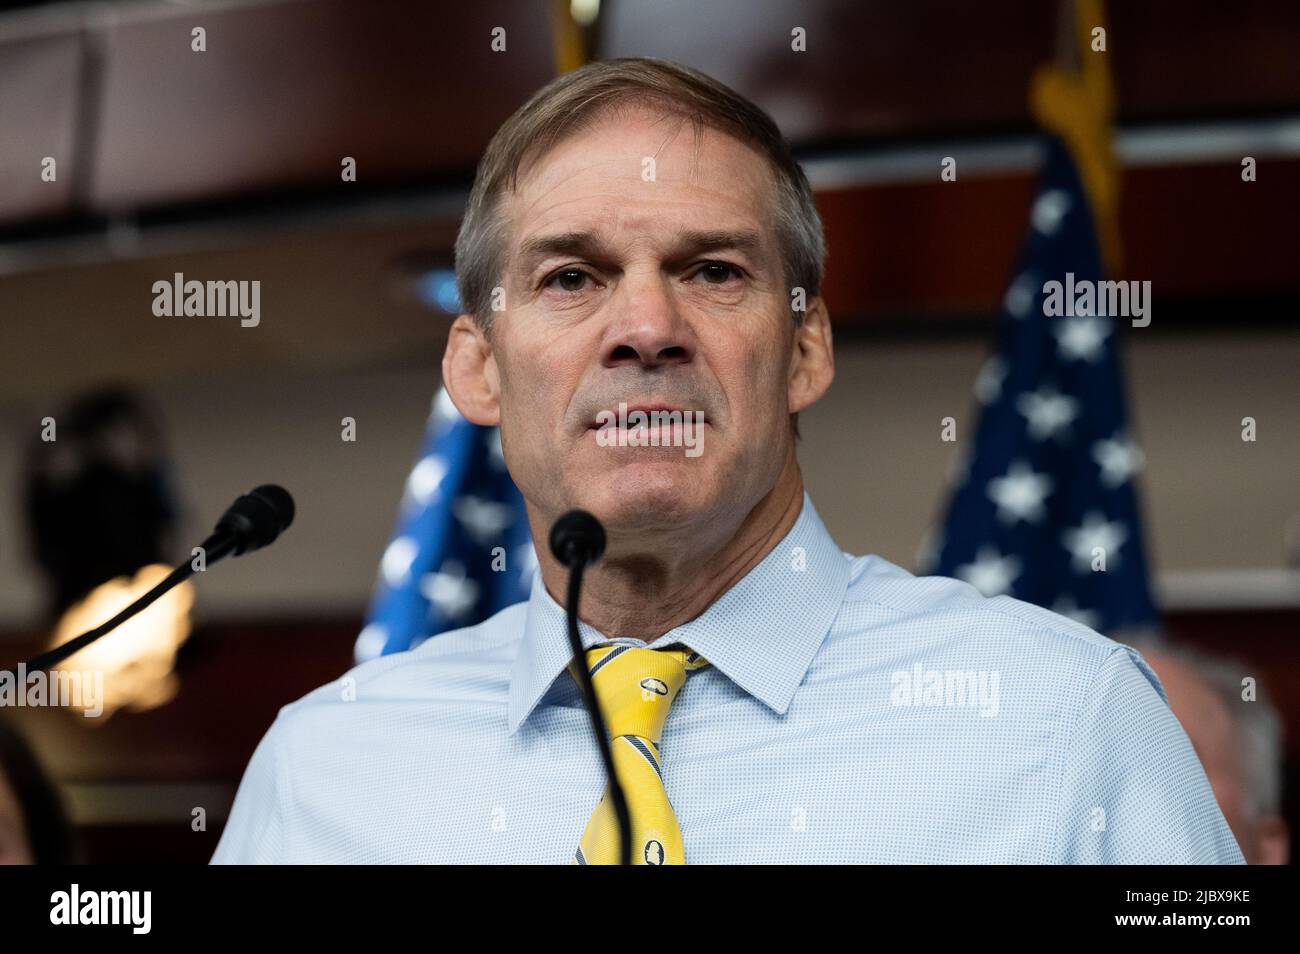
xmin=571 ymin=645 xmax=709 ymax=744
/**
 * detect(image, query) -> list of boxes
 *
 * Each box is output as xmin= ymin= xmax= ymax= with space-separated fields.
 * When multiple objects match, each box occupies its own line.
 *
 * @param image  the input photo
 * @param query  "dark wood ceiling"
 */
xmin=4 ymin=0 xmax=1297 ymax=225
xmin=0 ymin=0 xmax=1295 ymax=399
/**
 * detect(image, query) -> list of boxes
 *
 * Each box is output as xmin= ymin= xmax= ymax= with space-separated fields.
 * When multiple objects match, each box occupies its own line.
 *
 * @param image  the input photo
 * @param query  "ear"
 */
xmin=442 ymin=314 xmax=501 ymax=425
xmin=787 ymin=296 xmax=834 ymax=414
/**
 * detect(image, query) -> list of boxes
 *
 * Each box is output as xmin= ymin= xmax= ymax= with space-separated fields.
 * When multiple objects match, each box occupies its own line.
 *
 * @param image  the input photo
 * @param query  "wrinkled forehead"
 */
xmin=502 ymin=105 xmax=780 ymax=259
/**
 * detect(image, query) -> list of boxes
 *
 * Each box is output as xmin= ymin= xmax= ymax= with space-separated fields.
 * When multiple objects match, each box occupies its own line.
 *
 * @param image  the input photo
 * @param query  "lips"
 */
xmin=587 ymin=403 xmax=708 ymax=429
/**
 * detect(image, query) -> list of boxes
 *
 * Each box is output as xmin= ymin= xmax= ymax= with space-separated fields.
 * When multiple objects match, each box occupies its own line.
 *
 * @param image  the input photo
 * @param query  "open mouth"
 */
xmin=587 ymin=403 xmax=709 ymax=430
xmin=585 ymin=403 xmax=710 ymax=458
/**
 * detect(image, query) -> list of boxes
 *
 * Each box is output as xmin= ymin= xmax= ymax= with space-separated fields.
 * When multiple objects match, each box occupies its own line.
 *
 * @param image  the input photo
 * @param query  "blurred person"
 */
xmin=23 ymin=388 xmax=193 ymax=719
xmin=1128 ymin=637 xmax=1289 ymax=864
xmin=24 ymin=387 xmax=178 ymax=618
xmin=214 ymin=57 xmax=1241 ymax=864
xmin=0 ymin=716 xmax=76 ymax=864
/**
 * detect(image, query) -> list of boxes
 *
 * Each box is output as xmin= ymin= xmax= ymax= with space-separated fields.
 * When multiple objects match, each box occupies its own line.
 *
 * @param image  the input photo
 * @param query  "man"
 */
xmin=213 ymin=57 xmax=1242 ymax=864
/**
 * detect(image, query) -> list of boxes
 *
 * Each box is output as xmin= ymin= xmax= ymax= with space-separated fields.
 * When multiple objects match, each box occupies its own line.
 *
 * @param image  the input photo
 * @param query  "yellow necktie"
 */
xmin=569 ymin=645 xmax=710 ymax=865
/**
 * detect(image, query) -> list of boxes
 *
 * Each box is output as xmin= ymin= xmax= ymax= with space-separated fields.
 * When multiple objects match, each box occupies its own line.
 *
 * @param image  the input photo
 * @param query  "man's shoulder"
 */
xmin=273 ymin=601 xmax=529 ymax=728
xmin=836 ymin=552 xmax=1148 ymax=689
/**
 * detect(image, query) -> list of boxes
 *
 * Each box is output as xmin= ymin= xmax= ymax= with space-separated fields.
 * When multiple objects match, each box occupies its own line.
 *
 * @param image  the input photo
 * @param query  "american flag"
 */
xmin=924 ymin=135 xmax=1158 ymax=634
xmin=354 ymin=388 xmax=535 ymax=662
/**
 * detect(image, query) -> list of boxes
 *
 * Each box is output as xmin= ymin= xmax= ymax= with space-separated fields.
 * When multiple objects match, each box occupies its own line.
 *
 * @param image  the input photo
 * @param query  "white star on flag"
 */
xmin=404 ymin=454 xmax=448 ymax=507
xmin=1003 ymin=274 xmax=1038 ymax=319
xmin=420 ymin=559 xmax=481 ymax=620
xmin=974 ymin=355 xmax=1008 ymax=405
xmin=380 ymin=535 xmax=419 ymax=587
xmin=452 ymin=494 xmax=513 ymax=547
xmin=1092 ymin=434 xmax=1145 ymax=488
xmin=354 ymin=622 xmax=388 ymax=662
xmin=1016 ymin=386 xmax=1080 ymax=441
xmin=1031 ymin=189 xmax=1072 ymax=235
xmin=987 ymin=460 xmax=1054 ymax=524
xmin=1062 ymin=511 xmax=1128 ymax=574
xmin=1054 ymin=316 xmax=1111 ymax=362
xmin=956 ymin=545 xmax=1022 ymax=597
xmin=432 ymin=387 xmax=461 ymax=426
xmin=1051 ymin=597 xmax=1102 ymax=631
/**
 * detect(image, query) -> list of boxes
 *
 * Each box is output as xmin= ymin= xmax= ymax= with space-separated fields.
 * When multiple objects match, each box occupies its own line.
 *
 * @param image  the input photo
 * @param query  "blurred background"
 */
xmin=0 ymin=0 xmax=1296 ymax=863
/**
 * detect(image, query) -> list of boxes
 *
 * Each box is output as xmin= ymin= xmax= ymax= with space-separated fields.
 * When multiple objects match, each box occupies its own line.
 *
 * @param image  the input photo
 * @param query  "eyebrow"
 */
xmin=515 ymin=228 xmax=768 ymax=276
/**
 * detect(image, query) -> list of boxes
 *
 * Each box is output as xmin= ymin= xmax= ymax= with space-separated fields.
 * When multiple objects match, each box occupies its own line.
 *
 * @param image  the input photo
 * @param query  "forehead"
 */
xmin=504 ymin=107 xmax=778 ymax=254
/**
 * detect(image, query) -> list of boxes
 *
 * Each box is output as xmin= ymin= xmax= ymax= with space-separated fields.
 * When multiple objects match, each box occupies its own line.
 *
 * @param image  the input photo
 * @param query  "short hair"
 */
xmin=454 ymin=56 xmax=826 ymax=335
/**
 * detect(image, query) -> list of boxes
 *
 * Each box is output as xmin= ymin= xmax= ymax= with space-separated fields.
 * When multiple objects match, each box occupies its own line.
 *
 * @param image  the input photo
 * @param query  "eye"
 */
xmin=543 ymin=268 xmax=594 ymax=293
xmin=692 ymin=261 xmax=744 ymax=285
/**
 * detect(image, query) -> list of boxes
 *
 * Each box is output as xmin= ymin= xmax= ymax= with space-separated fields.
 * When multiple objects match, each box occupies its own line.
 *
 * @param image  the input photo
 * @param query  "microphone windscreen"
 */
xmin=549 ymin=510 xmax=605 ymax=567
xmin=214 ymin=484 xmax=295 ymax=555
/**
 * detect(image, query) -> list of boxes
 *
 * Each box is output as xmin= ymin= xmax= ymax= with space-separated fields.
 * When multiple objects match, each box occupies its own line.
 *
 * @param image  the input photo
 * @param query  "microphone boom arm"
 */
xmin=4 ymin=485 xmax=293 ymax=677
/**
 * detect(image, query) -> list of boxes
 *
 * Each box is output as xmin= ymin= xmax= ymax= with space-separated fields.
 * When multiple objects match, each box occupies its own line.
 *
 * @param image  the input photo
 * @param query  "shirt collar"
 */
xmin=507 ymin=492 xmax=851 ymax=735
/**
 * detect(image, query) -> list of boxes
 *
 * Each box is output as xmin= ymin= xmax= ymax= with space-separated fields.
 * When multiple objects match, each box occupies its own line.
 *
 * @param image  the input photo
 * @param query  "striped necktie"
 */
xmin=569 ymin=644 xmax=710 ymax=865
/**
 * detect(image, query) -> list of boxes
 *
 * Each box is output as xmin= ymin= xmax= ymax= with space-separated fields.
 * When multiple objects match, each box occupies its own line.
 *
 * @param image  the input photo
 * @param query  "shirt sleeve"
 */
xmin=210 ymin=713 xmax=290 ymax=864
xmin=1054 ymin=645 xmax=1245 ymax=864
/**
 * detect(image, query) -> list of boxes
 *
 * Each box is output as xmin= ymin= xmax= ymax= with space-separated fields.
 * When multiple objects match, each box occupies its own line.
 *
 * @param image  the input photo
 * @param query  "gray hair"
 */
xmin=453 ymin=56 xmax=826 ymax=335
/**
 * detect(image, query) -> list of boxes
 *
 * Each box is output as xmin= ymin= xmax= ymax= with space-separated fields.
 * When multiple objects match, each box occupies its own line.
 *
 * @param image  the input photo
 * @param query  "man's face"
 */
xmin=476 ymin=107 xmax=810 ymax=533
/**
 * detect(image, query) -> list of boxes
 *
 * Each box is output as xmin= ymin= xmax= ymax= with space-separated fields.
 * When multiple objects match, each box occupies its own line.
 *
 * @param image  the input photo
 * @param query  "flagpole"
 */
xmin=1032 ymin=0 xmax=1122 ymax=275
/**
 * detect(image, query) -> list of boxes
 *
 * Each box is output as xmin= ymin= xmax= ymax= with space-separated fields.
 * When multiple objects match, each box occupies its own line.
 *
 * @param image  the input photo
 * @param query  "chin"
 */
xmin=580 ymin=464 xmax=717 ymax=531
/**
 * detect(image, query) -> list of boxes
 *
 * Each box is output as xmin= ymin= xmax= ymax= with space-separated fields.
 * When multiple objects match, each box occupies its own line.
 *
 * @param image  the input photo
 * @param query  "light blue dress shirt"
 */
xmin=212 ymin=493 xmax=1244 ymax=863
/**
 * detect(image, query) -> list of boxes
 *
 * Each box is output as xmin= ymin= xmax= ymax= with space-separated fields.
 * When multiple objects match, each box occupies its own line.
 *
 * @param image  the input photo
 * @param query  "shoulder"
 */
xmin=833 ymin=552 xmax=1153 ymax=698
xmin=271 ymin=601 xmax=530 ymax=734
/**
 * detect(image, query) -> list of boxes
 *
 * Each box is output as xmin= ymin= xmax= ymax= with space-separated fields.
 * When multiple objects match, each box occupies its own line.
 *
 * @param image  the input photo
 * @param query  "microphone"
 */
xmin=548 ymin=510 xmax=605 ymax=568
xmin=203 ymin=484 xmax=296 ymax=562
xmin=549 ymin=509 xmax=632 ymax=866
xmin=9 ymin=484 xmax=295 ymax=676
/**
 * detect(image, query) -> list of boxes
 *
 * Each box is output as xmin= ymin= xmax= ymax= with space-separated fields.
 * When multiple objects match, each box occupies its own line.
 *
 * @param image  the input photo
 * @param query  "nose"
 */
xmin=600 ymin=270 xmax=696 ymax=369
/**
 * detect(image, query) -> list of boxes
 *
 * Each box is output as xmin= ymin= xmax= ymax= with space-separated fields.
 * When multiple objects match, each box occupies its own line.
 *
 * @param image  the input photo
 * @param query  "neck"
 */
xmin=534 ymin=453 xmax=806 ymax=641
